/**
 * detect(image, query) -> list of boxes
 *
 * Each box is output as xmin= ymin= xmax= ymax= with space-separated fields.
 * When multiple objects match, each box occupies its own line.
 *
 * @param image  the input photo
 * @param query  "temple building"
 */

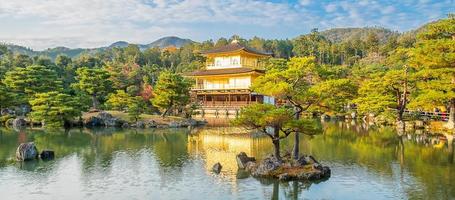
xmin=186 ymin=40 xmax=272 ymax=118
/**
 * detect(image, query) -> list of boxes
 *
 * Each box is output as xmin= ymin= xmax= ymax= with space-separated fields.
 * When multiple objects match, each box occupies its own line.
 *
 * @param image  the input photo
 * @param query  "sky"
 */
xmin=0 ymin=0 xmax=453 ymax=50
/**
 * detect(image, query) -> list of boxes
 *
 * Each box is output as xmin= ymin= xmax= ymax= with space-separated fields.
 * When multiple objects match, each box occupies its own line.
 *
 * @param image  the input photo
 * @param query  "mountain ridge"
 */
xmin=2 ymin=25 xmax=427 ymax=60
xmin=2 ymin=36 xmax=194 ymax=59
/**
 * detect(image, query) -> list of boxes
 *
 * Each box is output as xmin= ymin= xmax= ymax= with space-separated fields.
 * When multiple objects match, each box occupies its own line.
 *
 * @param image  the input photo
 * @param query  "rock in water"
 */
xmin=297 ymin=155 xmax=319 ymax=166
xmin=278 ymin=173 xmax=291 ymax=181
xmin=12 ymin=118 xmax=27 ymax=129
xmin=212 ymin=162 xmax=222 ymax=174
xmin=244 ymin=154 xmax=331 ymax=181
xmin=84 ymin=111 xmax=124 ymax=127
xmin=135 ymin=121 xmax=145 ymax=128
xmin=251 ymin=156 xmax=281 ymax=177
xmin=40 ymin=150 xmax=55 ymax=160
xmin=16 ymin=142 xmax=39 ymax=161
xmin=121 ymin=122 xmax=130 ymax=128
xmin=236 ymin=152 xmax=256 ymax=169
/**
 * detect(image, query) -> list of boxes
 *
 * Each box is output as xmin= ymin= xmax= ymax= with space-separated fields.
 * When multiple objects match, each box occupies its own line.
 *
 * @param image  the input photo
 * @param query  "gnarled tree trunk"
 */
xmin=293 ymin=107 xmax=302 ymax=160
xmin=272 ymin=139 xmax=281 ymax=162
xmin=272 ymin=126 xmax=281 ymax=161
xmin=91 ymin=94 xmax=99 ymax=110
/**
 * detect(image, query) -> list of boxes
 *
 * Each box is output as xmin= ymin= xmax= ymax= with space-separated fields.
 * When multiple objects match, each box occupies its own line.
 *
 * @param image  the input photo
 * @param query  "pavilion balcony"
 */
xmin=191 ymin=85 xmax=250 ymax=90
xmin=198 ymin=101 xmax=252 ymax=108
xmin=205 ymin=63 xmax=260 ymax=70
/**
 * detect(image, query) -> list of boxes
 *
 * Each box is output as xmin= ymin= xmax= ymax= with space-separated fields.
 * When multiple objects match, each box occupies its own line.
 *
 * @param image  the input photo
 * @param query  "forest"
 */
xmin=0 ymin=15 xmax=453 ymax=128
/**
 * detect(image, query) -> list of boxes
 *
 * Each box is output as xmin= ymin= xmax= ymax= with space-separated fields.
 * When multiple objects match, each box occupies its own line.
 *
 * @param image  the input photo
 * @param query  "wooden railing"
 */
xmin=402 ymin=109 xmax=450 ymax=121
xmin=199 ymin=101 xmax=250 ymax=108
xmin=192 ymin=85 xmax=250 ymax=90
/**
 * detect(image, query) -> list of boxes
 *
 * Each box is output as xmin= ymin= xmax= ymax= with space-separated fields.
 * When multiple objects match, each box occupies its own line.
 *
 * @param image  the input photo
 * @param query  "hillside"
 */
xmin=3 ymin=36 xmax=193 ymax=59
xmin=145 ymin=36 xmax=193 ymax=49
xmin=319 ymin=27 xmax=400 ymax=43
xmin=2 ymin=24 xmax=432 ymax=60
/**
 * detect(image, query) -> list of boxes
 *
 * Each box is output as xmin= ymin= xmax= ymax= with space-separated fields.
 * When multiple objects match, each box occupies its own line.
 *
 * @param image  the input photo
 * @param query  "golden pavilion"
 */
xmin=186 ymin=40 xmax=273 ymax=116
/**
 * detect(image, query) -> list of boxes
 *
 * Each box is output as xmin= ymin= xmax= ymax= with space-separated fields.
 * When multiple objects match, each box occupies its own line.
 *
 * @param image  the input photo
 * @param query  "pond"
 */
xmin=0 ymin=121 xmax=454 ymax=199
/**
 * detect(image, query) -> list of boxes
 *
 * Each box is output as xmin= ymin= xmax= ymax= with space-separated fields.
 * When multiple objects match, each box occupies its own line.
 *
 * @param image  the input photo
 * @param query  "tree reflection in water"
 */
xmin=0 ymin=121 xmax=453 ymax=199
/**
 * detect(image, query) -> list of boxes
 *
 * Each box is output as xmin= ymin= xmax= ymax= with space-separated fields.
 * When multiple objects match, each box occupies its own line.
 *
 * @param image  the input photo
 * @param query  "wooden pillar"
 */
xmin=248 ymin=94 xmax=252 ymax=105
xmin=204 ymin=94 xmax=206 ymax=107
xmin=229 ymin=94 xmax=231 ymax=106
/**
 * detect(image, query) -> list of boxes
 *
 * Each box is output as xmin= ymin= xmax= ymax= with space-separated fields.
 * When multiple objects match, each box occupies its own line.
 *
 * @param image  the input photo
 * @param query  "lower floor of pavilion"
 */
xmin=194 ymin=93 xmax=265 ymax=108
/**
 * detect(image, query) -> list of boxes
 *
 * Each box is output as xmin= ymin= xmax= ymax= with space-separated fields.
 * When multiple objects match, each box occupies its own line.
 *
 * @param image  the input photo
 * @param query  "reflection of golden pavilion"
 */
xmin=187 ymin=127 xmax=273 ymax=178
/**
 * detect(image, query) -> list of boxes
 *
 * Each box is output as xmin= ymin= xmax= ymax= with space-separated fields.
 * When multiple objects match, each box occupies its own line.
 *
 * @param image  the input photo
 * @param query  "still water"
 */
xmin=0 ymin=122 xmax=454 ymax=200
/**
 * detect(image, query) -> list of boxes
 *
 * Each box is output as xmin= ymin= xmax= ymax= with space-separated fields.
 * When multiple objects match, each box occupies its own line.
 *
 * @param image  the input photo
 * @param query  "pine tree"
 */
xmin=72 ymin=67 xmax=112 ymax=110
xmin=410 ymin=17 xmax=455 ymax=128
xmin=253 ymin=57 xmax=356 ymax=159
xmin=29 ymin=92 xmax=82 ymax=128
xmin=3 ymin=65 xmax=62 ymax=103
xmin=151 ymin=71 xmax=191 ymax=117
xmin=127 ymin=96 xmax=145 ymax=122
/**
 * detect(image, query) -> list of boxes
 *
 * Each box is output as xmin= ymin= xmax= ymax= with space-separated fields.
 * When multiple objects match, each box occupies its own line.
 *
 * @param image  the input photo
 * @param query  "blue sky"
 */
xmin=0 ymin=0 xmax=453 ymax=50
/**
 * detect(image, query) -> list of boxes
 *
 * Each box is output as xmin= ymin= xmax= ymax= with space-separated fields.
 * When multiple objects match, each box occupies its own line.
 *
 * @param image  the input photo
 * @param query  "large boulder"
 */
xmin=40 ymin=150 xmax=55 ymax=160
xmin=236 ymin=152 xmax=256 ymax=169
xmin=212 ymin=162 xmax=222 ymax=174
xmin=145 ymin=120 xmax=157 ymax=128
xmin=16 ymin=142 xmax=39 ymax=161
xmin=244 ymin=154 xmax=331 ymax=181
xmin=169 ymin=121 xmax=186 ymax=128
xmin=84 ymin=116 xmax=103 ymax=127
xmin=250 ymin=156 xmax=281 ymax=177
xmin=297 ymin=155 xmax=319 ymax=166
xmin=84 ymin=111 xmax=124 ymax=127
xmin=12 ymin=118 xmax=27 ymax=129
xmin=121 ymin=122 xmax=130 ymax=128
xmin=1 ymin=108 xmax=14 ymax=116
xmin=98 ymin=112 xmax=121 ymax=127
xmin=185 ymin=119 xmax=198 ymax=126
xmin=135 ymin=121 xmax=146 ymax=128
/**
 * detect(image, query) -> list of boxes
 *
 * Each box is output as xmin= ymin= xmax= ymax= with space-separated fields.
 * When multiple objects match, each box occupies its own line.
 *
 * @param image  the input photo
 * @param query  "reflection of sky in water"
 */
xmin=0 ymin=123 xmax=453 ymax=199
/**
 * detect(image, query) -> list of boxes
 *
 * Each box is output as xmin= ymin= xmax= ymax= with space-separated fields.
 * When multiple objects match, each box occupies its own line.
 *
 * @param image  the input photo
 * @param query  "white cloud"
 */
xmin=299 ymin=0 xmax=312 ymax=6
xmin=324 ymin=4 xmax=337 ymax=13
xmin=0 ymin=0 xmax=452 ymax=50
xmin=0 ymin=0 xmax=304 ymax=49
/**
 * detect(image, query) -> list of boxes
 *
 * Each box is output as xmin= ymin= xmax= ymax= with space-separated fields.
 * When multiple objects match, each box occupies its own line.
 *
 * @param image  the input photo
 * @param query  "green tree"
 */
xmin=55 ymin=54 xmax=75 ymax=88
xmin=253 ymin=57 xmax=356 ymax=159
xmin=233 ymin=104 xmax=321 ymax=161
xmin=127 ymin=96 xmax=145 ymax=122
xmin=354 ymin=66 xmax=413 ymax=123
xmin=152 ymin=71 xmax=191 ymax=117
xmin=72 ymin=67 xmax=112 ymax=110
xmin=215 ymin=37 xmax=229 ymax=47
xmin=55 ymin=54 xmax=72 ymax=68
xmin=366 ymin=32 xmax=380 ymax=53
xmin=410 ymin=16 xmax=455 ymax=128
xmin=3 ymin=65 xmax=62 ymax=103
xmin=29 ymin=92 xmax=82 ymax=127
xmin=106 ymin=90 xmax=130 ymax=111
xmin=12 ymin=54 xmax=33 ymax=68
xmin=0 ymin=83 xmax=15 ymax=109
xmin=73 ymin=54 xmax=103 ymax=68
xmin=292 ymin=29 xmax=331 ymax=64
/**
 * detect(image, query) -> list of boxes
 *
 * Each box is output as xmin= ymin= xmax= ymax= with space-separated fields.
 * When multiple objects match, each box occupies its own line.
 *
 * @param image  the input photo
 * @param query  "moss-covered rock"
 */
xmin=239 ymin=153 xmax=331 ymax=181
